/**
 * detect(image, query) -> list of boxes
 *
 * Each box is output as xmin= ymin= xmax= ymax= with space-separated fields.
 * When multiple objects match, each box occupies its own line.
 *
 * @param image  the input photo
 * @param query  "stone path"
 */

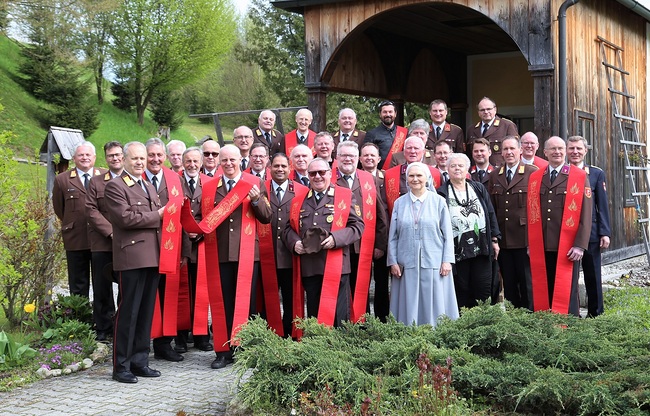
xmin=1 ymin=348 xmax=240 ymax=415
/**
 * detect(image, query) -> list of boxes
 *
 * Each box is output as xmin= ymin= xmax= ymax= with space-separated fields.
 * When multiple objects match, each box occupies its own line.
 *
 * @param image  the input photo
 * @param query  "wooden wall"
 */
xmin=560 ymin=0 xmax=647 ymax=252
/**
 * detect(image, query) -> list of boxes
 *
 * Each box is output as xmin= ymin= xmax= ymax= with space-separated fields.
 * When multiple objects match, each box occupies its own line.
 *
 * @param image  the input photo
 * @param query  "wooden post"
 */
xmin=530 ymin=64 xmax=555 ymax=146
xmin=307 ymin=83 xmax=328 ymax=131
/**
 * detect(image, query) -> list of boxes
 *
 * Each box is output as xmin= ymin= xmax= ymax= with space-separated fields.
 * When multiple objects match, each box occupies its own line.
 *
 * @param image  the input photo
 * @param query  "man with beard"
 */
xmin=364 ymin=100 xmax=408 ymax=169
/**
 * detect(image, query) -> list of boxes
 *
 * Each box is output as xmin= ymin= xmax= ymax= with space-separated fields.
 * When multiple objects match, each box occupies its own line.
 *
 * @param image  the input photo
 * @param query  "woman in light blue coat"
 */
xmin=387 ymin=162 xmax=459 ymax=326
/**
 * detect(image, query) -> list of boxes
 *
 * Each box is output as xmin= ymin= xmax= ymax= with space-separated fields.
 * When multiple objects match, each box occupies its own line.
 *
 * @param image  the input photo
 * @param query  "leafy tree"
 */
xmin=236 ymin=0 xmax=306 ymax=107
xmin=110 ymin=0 xmax=237 ymax=125
xmin=150 ymin=89 xmax=184 ymax=136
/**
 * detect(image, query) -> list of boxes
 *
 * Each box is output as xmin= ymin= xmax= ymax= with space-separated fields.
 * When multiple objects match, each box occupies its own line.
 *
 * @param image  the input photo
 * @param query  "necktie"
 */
xmin=227 ymin=179 xmax=235 ymax=192
xmin=276 ymin=186 xmax=283 ymax=202
xmin=443 ymin=172 xmax=449 ymax=182
xmin=151 ymin=175 xmax=159 ymax=192
xmin=137 ymin=179 xmax=148 ymax=197
xmin=241 ymin=158 xmax=247 ymax=171
xmin=436 ymin=126 xmax=441 ymax=139
xmin=343 ymin=174 xmax=352 ymax=188
xmin=207 ymin=172 xmax=213 ymax=177
xmin=478 ymin=169 xmax=485 ymax=181
xmin=83 ymin=173 xmax=90 ymax=190
xmin=299 ymin=135 xmax=305 ymax=143
xmin=342 ymin=133 xmax=349 ymax=141
xmin=315 ymin=192 xmax=323 ymax=203
xmin=482 ymin=123 xmax=489 ymax=137
xmin=301 ymin=176 xmax=309 ymax=187
xmin=506 ymin=169 xmax=513 ymax=184
xmin=189 ymin=178 xmax=195 ymax=195
xmin=256 ymin=172 xmax=262 ymax=178
xmin=550 ymin=170 xmax=558 ymax=184
xmin=264 ymin=132 xmax=272 ymax=146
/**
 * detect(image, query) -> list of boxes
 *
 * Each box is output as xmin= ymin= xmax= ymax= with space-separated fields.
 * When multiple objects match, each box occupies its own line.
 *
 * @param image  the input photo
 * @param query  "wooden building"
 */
xmin=274 ymin=0 xmax=650 ymax=262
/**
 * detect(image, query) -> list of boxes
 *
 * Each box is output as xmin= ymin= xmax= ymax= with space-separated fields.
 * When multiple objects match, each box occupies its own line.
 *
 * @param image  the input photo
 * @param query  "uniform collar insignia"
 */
xmin=255 ymin=128 xmax=262 ymax=136
xmin=94 ymin=168 xmax=101 ymax=175
xmin=444 ymin=123 xmax=451 ymax=132
xmin=327 ymin=187 xmax=335 ymax=196
xmin=123 ymin=176 xmax=135 ymax=187
xmin=425 ymin=151 xmax=431 ymax=157
xmin=104 ymin=172 xmax=111 ymax=180
xmin=494 ymin=119 xmax=501 ymax=126
xmin=584 ymin=165 xmax=590 ymax=174
xmin=70 ymin=170 xmax=77 ymax=178
xmin=518 ymin=165 xmax=525 ymax=174
xmin=307 ymin=190 xmax=313 ymax=198
xmin=474 ymin=122 xmax=481 ymax=128
xmin=561 ymin=164 xmax=570 ymax=174
xmin=378 ymin=170 xmax=384 ymax=179
xmin=353 ymin=130 xmax=359 ymax=137
xmin=499 ymin=167 xmax=504 ymax=174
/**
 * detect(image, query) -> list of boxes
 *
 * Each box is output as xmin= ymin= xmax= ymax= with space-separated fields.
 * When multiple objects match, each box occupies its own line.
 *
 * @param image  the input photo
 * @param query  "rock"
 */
xmin=81 ymin=358 xmax=94 ymax=369
xmin=67 ymin=363 xmax=80 ymax=372
xmin=62 ymin=368 xmax=72 ymax=375
xmin=51 ymin=369 xmax=62 ymax=377
xmin=36 ymin=367 xmax=50 ymax=378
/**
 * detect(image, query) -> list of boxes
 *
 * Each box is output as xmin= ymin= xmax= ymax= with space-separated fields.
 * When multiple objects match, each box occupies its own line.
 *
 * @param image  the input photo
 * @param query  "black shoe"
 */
xmin=154 ymin=349 xmax=184 ymax=362
xmin=131 ymin=366 xmax=161 ymax=377
xmin=174 ymin=339 xmax=188 ymax=353
xmin=112 ymin=371 xmax=138 ymax=383
xmin=210 ymin=356 xmax=233 ymax=369
xmin=195 ymin=342 xmax=213 ymax=351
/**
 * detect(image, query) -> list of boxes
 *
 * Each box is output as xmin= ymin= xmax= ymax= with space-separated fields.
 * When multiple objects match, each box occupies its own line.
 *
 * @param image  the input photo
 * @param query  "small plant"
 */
xmin=0 ymin=331 xmax=37 ymax=368
xmin=36 ymin=342 xmax=85 ymax=371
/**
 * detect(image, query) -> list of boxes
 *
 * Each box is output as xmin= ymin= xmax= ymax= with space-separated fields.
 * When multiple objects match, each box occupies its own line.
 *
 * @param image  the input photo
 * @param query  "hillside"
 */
xmin=0 ymin=35 xmax=217 ymax=164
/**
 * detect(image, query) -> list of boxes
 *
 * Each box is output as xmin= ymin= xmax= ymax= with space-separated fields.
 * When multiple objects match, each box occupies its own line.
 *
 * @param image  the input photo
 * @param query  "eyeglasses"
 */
xmin=250 ymin=155 xmax=268 ymax=159
xmin=106 ymin=153 xmax=123 ymax=159
xmin=234 ymin=135 xmax=252 ymax=140
xmin=479 ymin=107 xmax=495 ymax=113
xmin=338 ymin=154 xmax=357 ymax=159
xmin=521 ymin=142 xmax=537 ymax=147
xmin=203 ymin=152 xmax=219 ymax=157
xmin=308 ymin=170 xmax=329 ymax=178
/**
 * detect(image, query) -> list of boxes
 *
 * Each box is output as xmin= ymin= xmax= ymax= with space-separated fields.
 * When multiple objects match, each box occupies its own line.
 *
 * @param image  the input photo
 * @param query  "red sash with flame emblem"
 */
xmin=285 ymin=129 xmax=315 ymax=157
xmin=151 ymin=167 xmax=186 ymax=337
xmin=287 ymin=185 xmax=310 ymax=338
xmin=385 ymin=164 xmax=439 ymax=218
xmin=527 ymin=166 xmax=586 ymax=314
xmin=350 ymin=170 xmax=377 ymax=322
xmin=181 ymin=174 xmax=257 ymax=350
xmin=382 ymin=126 xmax=408 ymax=168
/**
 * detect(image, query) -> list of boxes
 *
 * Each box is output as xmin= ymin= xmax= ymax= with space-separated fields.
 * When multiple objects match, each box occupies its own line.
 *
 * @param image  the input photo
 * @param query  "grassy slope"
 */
xmin=0 ymin=34 xmax=227 ymax=166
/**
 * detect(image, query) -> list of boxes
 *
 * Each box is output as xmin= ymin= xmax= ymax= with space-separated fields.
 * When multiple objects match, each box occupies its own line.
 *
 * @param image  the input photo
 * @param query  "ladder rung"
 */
xmin=637 ymin=218 xmax=650 ymax=224
xmin=597 ymin=36 xmax=624 ymax=51
xmin=602 ymin=61 xmax=630 ymax=75
xmin=626 ymin=166 xmax=650 ymax=171
xmin=615 ymin=114 xmax=640 ymax=123
xmin=632 ymin=191 xmax=650 ymax=197
xmin=620 ymin=140 xmax=646 ymax=146
xmin=608 ymin=88 xmax=635 ymax=98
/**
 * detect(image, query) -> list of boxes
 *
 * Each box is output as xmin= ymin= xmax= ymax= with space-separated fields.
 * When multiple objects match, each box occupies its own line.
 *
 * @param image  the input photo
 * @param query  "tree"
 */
xmin=150 ymin=89 xmax=184 ymax=138
xmin=236 ymin=0 xmax=306 ymax=107
xmin=110 ymin=0 xmax=237 ymax=125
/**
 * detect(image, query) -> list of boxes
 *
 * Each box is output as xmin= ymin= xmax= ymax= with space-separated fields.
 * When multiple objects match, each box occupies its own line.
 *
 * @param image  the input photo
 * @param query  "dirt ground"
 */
xmin=601 ymin=255 xmax=650 ymax=287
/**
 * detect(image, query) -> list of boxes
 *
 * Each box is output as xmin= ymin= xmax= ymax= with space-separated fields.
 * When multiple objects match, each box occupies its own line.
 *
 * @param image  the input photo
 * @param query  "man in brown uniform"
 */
xmin=426 ymin=99 xmax=465 ymax=152
xmin=389 ymin=119 xmax=435 ymax=167
xmin=467 ymin=97 xmax=519 ymax=167
xmin=488 ymin=137 xmax=537 ymax=310
xmin=85 ymin=141 xmax=123 ymax=341
xmin=333 ymin=108 xmax=366 ymax=157
xmin=105 ymin=141 xmax=164 ymax=383
xmin=53 ymin=141 xmax=105 ymax=298
xmin=282 ymin=158 xmax=364 ymax=327
xmin=252 ymin=110 xmax=285 ymax=156
xmin=527 ymin=136 xmax=592 ymax=315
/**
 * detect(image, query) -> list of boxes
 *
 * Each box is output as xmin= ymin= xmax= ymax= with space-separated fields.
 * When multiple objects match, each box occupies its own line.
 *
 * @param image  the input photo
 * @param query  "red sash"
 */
xmin=151 ymin=168 xmax=185 ymax=337
xmin=527 ymin=166 xmax=586 ymax=314
xmin=285 ymin=129 xmax=315 ymax=157
xmin=289 ymin=186 xmax=352 ymax=328
xmin=350 ymin=170 xmax=377 ymax=322
xmin=383 ymin=125 xmax=408 ymax=168
xmin=254 ymin=180 xmax=287 ymax=337
xmin=181 ymin=174 xmax=256 ymax=350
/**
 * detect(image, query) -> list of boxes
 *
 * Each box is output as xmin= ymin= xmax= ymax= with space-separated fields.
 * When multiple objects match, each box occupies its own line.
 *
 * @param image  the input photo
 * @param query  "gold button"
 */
xmin=137 ymin=202 xmax=141 ymax=205
xmin=548 ymin=200 xmax=552 ymax=203
xmin=505 ymin=218 xmax=509 ymax=221
xmin=549 ymin=190 xmax=553 ymax=194
xmin=230 ymin=228 xmax=234 ymax=232
xmin=315 ymin=213 xmax=319 ymax=216
xmin=548 ymin=209 xmax=551 ymax=212
xmin=505 ymin=200 xmax=509 ymax=204
xmin=230 ymin=218 xmax=234 ymax=222
xmin=131 ymin=240 xmax=135 ymax=244
xmin=313 ymin=223 xmax=317 ymax=226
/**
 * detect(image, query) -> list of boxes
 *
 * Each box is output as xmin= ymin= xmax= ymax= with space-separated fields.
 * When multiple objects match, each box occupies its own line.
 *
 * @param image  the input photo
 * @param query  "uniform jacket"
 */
xmin=335 ymin=170 xmax=388 ymax=253
xmin=252 ymin=127 xmax=285 ymax=156
xmin=282 ymin=185 xmax=364 ymax=277
xmin=488 ymin=163 xmax=537 ymax=249
xmin=85 ymin=171 xmax=116 ymax=252
xmin=212 ymin=174 xmax=272 ymax=262
xmin=584 ymin=165 xmax=611 ymax=243
xmin=333 ymin=129 xmax=366 ymax=158
xmin=284 ymin=129 xmax=317 ymax=156
xmin=469 ymin=164 xmax=495 ymax=186
xmin=269 ymin=179 xmax=307 ymax=269
xmin=426 ymin=122 xmax=465 ymax=153
xmin=181 ymin=174 xmax=204 ymax=263
xmin=53 ymin=167 xmax=105 ymax=251
xmin=535 ymin=164 xmax=593 ymax=251
xmin=467 ymin=116 xmax=519 ymax=168
xmin=105 ymin=174 xmax=162 ymax=271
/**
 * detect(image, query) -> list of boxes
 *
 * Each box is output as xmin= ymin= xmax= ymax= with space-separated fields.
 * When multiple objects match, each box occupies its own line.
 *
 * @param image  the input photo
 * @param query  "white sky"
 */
xmin=234 ymin=0 xmax=250 ymax=15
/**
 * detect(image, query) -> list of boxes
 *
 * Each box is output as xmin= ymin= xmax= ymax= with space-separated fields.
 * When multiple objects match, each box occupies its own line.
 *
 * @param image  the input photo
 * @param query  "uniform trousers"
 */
xmin=544 ymin=251 xmax=581 ymax=316
xmin=66 ymin=249 xmax=92 ymax=297
xmin=302 ymin=273 xmax=351 ymax=327
xmin=216 ymin=261 xmax=260 ymax=359
xmin=90 ymin=251 xmax=116 ymax=333
xmin=453 ymin=255 xmax=493 ymax=308
xmin=581 ymin=241 xmax=604 ymax=317
xmin=372 ymin=255 xmax=390 ymax=322
xmin=276 ymin=268 xmax=293 ymax=338
xmin=113 ymin=267 xmax=159 ymax=373
xmin=498 ymin=248 xmax=533 ymax=310
xmin=349 ymin=252 xmax=370 ymax=315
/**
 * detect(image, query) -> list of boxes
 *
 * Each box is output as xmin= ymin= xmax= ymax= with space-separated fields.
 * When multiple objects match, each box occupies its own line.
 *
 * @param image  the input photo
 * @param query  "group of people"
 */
xmin=51 ymin=97 xmax=611 ymax=384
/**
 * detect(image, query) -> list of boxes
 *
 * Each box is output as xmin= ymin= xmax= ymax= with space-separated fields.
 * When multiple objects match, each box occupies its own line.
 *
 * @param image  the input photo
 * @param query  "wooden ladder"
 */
xmin=598 ymin=36 xmax=650 ymax=263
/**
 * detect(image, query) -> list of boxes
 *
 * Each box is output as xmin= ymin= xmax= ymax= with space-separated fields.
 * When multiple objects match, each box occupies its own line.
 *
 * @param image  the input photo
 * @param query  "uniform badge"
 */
xmin=585 ymin=188 xmax=592 ymax=198
xmin=70 ymin=170 xmax=77 ymax=178
xmin=494 ymin=119 xmax=501 ymax=126
xmin=498 ymin=167 xmax=504 ymax=174
xmin=326 ymin=215 xmax=334 ymax=223
xmin=493 ymin=143 xmax=500 ymax=152
xmin=104 ymin=173 xmax=111 ymax=181
xmin=355 ymin=204 xmax=361 ymax=216
xmin=328 ymin=187 xmax=335 ymax=197
xmin=518 ymin=165 xmax=525 ymax=174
